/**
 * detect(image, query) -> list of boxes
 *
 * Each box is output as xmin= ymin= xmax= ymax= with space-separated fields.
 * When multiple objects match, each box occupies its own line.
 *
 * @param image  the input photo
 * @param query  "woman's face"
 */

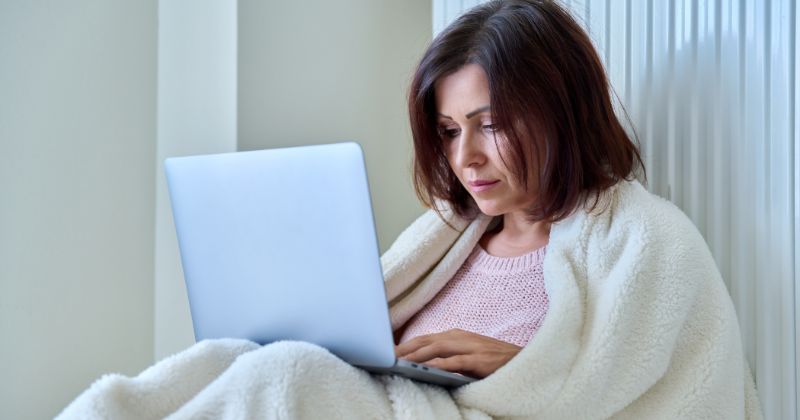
xmin=434 ymin=63 xmax=537 ymax=217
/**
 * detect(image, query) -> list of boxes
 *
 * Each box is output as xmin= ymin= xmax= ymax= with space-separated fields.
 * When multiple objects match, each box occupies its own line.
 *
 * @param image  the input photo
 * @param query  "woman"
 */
xmin=60 ymin=1 xmax=761 ymax=418
xmin=393 ymin=0 xmax=642 ymax=379
xmin=377 ymin=0 xmax=762 ymax=417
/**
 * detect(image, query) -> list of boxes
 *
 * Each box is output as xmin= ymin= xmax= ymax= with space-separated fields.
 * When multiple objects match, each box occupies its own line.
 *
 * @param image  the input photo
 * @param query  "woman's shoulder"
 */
xmin=615 ymin=180 xmax=699 ymax=234
xmin=557 ymin=180 xmax=720 ymax=292
xmin=575 ymin=179 xmax=709 ymax=253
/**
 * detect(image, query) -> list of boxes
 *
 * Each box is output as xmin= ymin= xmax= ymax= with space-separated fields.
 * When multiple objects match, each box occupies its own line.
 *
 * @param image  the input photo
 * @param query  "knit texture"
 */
xmin=399 ymin=244 xmax=548 ymax=347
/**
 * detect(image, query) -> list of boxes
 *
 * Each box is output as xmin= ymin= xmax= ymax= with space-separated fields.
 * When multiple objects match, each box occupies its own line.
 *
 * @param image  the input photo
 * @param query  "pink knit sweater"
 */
xmin=398 ymin=243 xmax=548 ymax=347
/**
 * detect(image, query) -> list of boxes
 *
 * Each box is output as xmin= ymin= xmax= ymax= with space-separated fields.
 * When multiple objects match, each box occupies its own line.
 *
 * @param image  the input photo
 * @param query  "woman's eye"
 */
xmin=438 ymin=127 xmax=460 ymax=139
xmin=482 ymin=124 xmax=499 ymax=133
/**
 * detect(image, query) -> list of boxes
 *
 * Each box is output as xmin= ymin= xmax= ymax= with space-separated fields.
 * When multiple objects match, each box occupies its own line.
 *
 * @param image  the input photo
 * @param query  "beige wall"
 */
xmin=238 ymin=0 xmax=431 ymax=252
xmin=0 ymin=1 xmax=157 ymax=418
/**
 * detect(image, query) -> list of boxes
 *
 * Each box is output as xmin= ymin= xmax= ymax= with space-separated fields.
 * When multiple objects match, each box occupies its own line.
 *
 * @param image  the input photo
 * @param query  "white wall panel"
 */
xmin=434 ymin=1 xmax=797 ymax=418
xmin=155 ymin=0 xmax=238 ymax=360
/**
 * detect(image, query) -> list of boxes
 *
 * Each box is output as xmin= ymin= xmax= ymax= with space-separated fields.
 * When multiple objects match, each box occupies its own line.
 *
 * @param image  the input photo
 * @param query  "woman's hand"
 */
xmin=394 ymin=328 xmax=522 ymax=379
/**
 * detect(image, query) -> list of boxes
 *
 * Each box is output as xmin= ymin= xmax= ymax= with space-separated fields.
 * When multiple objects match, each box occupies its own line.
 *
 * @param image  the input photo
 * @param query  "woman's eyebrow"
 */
xmin=437 ymin=105 xmax=491 ymax=120
xmin=465 ymin=105 xmax=490 ymax=119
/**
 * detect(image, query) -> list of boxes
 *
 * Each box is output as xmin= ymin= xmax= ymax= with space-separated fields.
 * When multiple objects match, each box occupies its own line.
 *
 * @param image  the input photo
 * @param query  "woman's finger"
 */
xmin=395 ymin=332 xmax=436 ymax=358
xmin=395 ymin=329 xmax=479 ymax=359
xmin=424 ymin=355 xmax=472 ymax=375
xmin=401 ymin=338 xmax=466 ymax=363
xmin=399 ymin=330 xmax=483 ymax=363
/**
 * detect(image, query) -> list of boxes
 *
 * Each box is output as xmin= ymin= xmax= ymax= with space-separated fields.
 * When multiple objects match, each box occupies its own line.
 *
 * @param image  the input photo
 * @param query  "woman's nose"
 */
xmin=453 ymin=130 xmax=485 ymax=168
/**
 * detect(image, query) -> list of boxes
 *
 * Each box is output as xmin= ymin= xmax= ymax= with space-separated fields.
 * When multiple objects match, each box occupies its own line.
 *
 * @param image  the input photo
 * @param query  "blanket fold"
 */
xmin=58 ymin=180 xmax=762 ymax=420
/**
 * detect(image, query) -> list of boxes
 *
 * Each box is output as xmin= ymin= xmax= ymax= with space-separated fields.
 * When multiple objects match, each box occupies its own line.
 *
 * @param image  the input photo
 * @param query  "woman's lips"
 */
xmin=467 ymin=180 xmax=500 ymax=192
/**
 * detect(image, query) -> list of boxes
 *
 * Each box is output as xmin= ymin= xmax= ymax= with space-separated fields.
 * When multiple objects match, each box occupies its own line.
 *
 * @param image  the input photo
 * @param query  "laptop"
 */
xmin=164 ymin=142 xmax=476 ymax=388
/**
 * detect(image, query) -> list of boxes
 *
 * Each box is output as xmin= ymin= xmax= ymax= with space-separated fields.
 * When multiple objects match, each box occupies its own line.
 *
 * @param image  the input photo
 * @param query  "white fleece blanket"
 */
xmin=58 ymin=180 xmax=762 ymax=419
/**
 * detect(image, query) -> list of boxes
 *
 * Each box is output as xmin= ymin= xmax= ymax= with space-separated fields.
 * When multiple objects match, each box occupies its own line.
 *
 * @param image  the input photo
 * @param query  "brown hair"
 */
xmin=409 ymin=0 xmax=645 ymax=223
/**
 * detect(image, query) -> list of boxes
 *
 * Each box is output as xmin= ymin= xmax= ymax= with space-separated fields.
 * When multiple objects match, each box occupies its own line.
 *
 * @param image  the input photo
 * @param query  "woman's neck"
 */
xmin=479 ymin=212 xmax=550 ymax=257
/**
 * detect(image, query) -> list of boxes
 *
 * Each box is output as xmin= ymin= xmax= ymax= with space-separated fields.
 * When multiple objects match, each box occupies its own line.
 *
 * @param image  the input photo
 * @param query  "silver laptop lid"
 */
xmin=164 ymin=142 xmax=395 ymax=368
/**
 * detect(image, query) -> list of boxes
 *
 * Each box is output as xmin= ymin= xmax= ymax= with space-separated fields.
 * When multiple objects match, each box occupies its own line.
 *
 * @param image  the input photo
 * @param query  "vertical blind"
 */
xmin=433 ymin=1 xmax=797 ymax=418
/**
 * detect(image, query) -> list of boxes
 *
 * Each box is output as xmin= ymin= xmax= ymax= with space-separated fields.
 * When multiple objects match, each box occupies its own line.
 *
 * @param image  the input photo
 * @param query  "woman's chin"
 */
xmin=475 ymin=203 xmax=506 ymax=217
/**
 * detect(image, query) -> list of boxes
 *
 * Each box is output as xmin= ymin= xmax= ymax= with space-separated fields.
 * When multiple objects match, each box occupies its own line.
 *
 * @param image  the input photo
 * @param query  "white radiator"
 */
xmin=434 ymin=1 xmax=797 ymax=418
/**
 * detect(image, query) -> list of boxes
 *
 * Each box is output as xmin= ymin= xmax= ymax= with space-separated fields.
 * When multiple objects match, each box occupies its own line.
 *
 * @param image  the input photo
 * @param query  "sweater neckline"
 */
xmin=468 ymin=243 xmax=547 ymax=272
